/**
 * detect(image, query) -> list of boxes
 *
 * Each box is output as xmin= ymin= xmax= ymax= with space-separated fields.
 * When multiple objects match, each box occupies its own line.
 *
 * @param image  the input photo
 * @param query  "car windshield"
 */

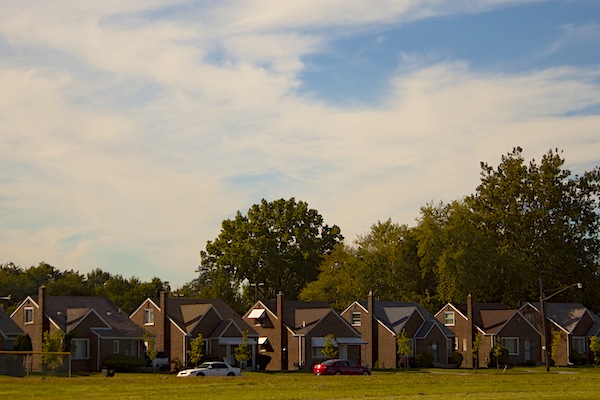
xmin=198 ymin=363 xmax=212 ymax=369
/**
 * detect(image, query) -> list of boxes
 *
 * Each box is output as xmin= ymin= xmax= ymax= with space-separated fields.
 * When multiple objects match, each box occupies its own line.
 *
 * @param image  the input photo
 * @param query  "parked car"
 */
xmin=313 ymin=359 xmax=371 ymax=375
xmin=152 ymin=351 xmax=169 ymax=371
xmin=177 ymin=361 xmax=242 ymax=377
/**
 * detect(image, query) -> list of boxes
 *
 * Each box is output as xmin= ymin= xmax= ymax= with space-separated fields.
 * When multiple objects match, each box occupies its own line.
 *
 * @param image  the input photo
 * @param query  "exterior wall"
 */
xmin=497 ymin=314 xmax=541 ymax=366
xmin=436 ymin=305 xmax=472 ymax=368
xmin=519 ymin=304 xmax=569 ymax=366
xmin=243 ymin=308 xmax=282 ymax=371
xmin=169 ymin=324 xmax=187 ymax=367
xmin=416 ymin=326 xmax=452 ymax=365
xmin=377 ymin=326 xmax=397 ymax=369
xmin=341 ymin=303 xmax=372 ymax=367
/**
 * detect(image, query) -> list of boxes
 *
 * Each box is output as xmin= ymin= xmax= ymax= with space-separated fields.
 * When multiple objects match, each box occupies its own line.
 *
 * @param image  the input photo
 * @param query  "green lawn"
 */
xmin=1 ymin=367 xmax=599 ymax=400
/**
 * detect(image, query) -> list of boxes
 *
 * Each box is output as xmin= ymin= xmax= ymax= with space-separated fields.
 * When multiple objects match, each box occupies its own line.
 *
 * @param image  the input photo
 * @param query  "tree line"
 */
xmin=2 ymin=147 xmax=599 ymax=315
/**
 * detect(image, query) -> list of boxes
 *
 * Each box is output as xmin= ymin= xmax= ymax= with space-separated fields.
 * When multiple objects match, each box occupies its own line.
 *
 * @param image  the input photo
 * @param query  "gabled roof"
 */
xmin=478 ymin=309 xmax=518 ymax=335
xmin=359 ymin=301 xmax=455 ymax=338
xmin=164 ymin=298 xmax=257 ymax=338
xmin=36 ymin=296 xmax=146 ymax=338
xmin=525 ymin=302 xmax=595 ymax=335
xmin=0 ymin=308 xmax=23 ymax=338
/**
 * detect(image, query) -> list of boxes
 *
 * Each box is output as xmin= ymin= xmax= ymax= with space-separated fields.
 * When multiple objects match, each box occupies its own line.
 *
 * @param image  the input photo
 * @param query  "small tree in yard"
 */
xmin=589 ymin=336 xmax=600 ymax=367
xmin=142 ymin=332 xmax=157 ymax=365
xmin=322 ymin=333 xmax=339 ymax=359
xmin=472 ymin=333 xmax=482 ymax=369
xmin=188 ymin=334 xmax=204 ymax=367
xmin=234 ymin=330 xmax=252 ymax=368
xmin=491 ymin=339 xmax=508 ymax=369
xmin=551 ymin=330 xmax=565 ymax=370
xmin=396 ymin=329 xmax=412 ymax=370
xmin=42 ymin=330 xmax=65 ymax=374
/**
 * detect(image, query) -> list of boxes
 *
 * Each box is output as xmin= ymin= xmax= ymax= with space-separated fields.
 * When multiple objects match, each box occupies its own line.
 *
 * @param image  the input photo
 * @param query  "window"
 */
xmin=24 ymin=307 xmax=34 ymax=324
xmin=351 ymin=312 xmax=361 ymax=326
xmin=71 ymin=338 xmax=90 ymax=360
xmin=113 ymin=340 xmax=120 ymax=355
xmin=572 ymin=337 xmax=586 ymax=356
xmin=443 ymin=312 xmax=455 ymax=326
xmin=144 ymin=309 xmax=155 ymax=325
xmin=462 ymin=338 xmax=467 ymax=352
xmin=312 ymin=347 xmax=326 ymax=358
xmin=501 ymin=337 xmax=519 ymax=355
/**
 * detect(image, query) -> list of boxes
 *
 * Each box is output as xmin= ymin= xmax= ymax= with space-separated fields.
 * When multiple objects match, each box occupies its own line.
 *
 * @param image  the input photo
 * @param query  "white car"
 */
xmin=177 ymin=361 xmax=242 ymax=377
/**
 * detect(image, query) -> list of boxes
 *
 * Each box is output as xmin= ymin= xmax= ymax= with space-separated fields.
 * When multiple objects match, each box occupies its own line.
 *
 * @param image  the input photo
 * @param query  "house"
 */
xmin=0 ymin=307 xmax=23 ymax=350
xmin=10 ymin=286 xmax=147 ymax=372
xmin=436 ymin=295 xmax=541 ymax=368
xmin=243 ymin=292 xmax=365 ymax=371
xmin=130 ymin=292 xmax=258 ymax=369
xmin=519 ymin=302 xmax=600 ymax=366
xmin=342 ymin=292 xmax=455 ymax=369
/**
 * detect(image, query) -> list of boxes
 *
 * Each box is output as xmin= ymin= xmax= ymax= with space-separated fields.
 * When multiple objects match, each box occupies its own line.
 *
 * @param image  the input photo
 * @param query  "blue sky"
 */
xmin=1 ymin=1 xmax=599 ymax=289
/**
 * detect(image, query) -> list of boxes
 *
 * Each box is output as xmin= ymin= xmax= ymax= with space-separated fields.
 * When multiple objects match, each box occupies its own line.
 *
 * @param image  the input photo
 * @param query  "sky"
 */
xmin=1 ymin=1 xmax=599 ymax=289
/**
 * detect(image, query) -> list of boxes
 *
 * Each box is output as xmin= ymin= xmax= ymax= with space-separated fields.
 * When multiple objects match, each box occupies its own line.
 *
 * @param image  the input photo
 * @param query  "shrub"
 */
xmin=450 ymin=351 xmax=464 ymax=367
xmin=103 ymin=355 xmax=146 ymax=372
xmin=415 ymin=352 xmax=433 ymax=368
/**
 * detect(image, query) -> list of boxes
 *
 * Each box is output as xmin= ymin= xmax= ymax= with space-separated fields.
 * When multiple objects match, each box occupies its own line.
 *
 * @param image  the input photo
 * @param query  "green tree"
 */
xmin=200 ymin=198 xmax=343 ymax=303
xmin=396 ymin=329 xmax=412 ymax=370
xmin=234 ymin=330 xmax=252 ymax=367
xmin=142 ymin=332 xmax=157 ymax=365
xmin=589 ymin=336 xmax=600 ymax=367
xmin=14 ymin=334 xmax=33 ymax=351
xmin=491 ymin=340 xmax=508 ymax=369
xmin=42 ymin=330 xmax=65 ymax=373
xmin=188 ymin=334 xmax=204 ymax=367
xmin=472 ymin=333 xmax=482 ymax=369
xmin=550 ymin=330 xmax=565 ymax=369
xmin=322 ymin=333 xmax=339 ymax=360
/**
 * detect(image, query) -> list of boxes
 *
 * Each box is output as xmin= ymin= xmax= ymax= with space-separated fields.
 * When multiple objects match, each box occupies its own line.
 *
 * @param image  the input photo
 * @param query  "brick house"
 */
xmin=0 ymin=307 xmax=23 ymax=350
xmin=242 ymin=292 xmax=365 ymax=371
xmin=11 ymin=286 xmax=146 ymax=372
xmin=436 ymin=296 xmax=541 ymax=368
xmin=130 ymin=292 xmax=258 ymax=370
xmin=519 ymin=302 xmax=600 ymax=366
xmin=342 ymin=292 xmax=455 ymax=369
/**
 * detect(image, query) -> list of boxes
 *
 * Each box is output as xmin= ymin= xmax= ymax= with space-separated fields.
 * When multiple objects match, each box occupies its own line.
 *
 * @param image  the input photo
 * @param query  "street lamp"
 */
xmin=539 ymin=278 xmax=583 ymax=372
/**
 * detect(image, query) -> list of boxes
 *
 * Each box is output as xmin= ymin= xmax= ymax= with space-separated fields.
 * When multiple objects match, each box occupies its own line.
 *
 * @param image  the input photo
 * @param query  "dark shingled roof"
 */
xmin=0 ymin=308 xmax=23 ymax=338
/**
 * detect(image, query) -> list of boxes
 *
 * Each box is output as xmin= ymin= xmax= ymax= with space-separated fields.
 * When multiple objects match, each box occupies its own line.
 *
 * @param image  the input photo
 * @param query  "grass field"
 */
xmin=1 ymin=367 xmax=599 ymax=400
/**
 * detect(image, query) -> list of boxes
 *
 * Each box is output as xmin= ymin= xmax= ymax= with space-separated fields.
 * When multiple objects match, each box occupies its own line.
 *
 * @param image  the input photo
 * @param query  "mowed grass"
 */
xmin=1 ymin=367 xmax=599 ymax=400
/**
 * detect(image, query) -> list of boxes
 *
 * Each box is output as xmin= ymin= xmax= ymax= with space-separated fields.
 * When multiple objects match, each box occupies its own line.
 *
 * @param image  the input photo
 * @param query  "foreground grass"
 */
xmin=1 ymin=367 xmax=599 ymax=400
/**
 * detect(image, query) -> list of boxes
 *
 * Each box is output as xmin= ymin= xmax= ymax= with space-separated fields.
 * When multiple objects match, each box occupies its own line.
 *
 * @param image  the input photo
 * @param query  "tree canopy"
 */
xmin=197 ymin=198 xmax=343 ymax=308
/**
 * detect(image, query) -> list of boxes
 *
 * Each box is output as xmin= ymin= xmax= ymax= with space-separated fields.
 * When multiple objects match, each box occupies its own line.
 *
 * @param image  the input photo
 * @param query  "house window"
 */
xmin=572 ymin=337 xmax=586 ymax=356
xmin=312 ymin=347 xmax=326 ymax=358
xmin=113 ymin=340 xmax=120 ymax=355
xmin=24 ymin=307 xmax=34 ymax=324
xmin=501 ymin=337 xmax=519 ymax=355
xmin=462 ymin=338 xmax=467 ymax=352
xmin=351 ymin=312 xmax=361 ymax=326
xmin=71 ymin=338 xmax=90 ymax=360
xmin=455 ymin=338 xmax=459 ymax=350
xmin=144 ymin=309 xmax=155 ymax=325
xmin=444 ymin=312 xmax=455 ymax=326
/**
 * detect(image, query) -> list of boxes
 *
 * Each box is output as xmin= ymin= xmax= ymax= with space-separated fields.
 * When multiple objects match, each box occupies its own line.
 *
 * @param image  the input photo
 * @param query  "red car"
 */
xmin=313 ymin=359 xmax=371 ymax=375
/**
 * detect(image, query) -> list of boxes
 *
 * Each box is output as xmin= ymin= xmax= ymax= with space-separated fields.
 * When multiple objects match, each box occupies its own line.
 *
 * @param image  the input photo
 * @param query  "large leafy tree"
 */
xmin=199 ymin=198 xmax=343 ymax=303
xmin=467 ymin=147 xmax=600 ymax=306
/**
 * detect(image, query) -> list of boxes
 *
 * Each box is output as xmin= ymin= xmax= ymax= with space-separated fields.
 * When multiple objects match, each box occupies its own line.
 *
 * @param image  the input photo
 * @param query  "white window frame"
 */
xmin=71 ymin=338 xmax=90 ymax=360
xmin=572 ymin=336 xmax=586 ymax=355
xmin=351 ymin=312 xmax=361 ymax=326
xmin=143 ymin=308 xmax=155 ymax=325
xmin=444 ymin=311 xmax=455 ymax=326
xmin=501 ymin=337 xmax=519 ymax=356
xmin=113 ymin=340 xmax=120 ymax=355
xmin=24 ymin=307 xmax=34 ymax=324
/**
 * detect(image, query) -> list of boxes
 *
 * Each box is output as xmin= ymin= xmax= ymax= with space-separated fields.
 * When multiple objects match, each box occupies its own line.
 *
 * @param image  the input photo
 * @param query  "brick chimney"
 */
xmin=466 ymin=293 xmax=474 ymax=368
xmin=366 ymin=290 xmax=374 ymax=368
xmin=158 ymin=291 xmax=169 ymax=353
xmin=276 ymin=291 xmax=287 ymax=371
xmin=36 ymin=285 xmax=48 ymax=353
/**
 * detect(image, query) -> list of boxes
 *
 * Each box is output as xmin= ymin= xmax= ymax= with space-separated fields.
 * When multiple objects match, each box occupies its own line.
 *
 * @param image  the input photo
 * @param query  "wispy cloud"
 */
xmin=0 ymin=1 xmax=598 ymax=287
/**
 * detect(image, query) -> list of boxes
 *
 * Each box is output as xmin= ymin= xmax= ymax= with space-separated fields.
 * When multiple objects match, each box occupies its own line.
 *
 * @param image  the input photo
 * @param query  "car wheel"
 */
xmin=227 ymin=372 xmax=235 ymax=376
xmin=196 ymin=372 xmax=205 ymax=377
xmin=362 ymin=371 xmax=369 ymax=375
xmin=334 ymin=371 xmax=342 ymax=375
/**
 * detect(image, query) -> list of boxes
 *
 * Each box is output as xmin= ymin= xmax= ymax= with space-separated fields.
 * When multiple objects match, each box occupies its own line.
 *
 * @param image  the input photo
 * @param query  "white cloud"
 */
xmin=0 ymin=0 xmax=598 ymax=287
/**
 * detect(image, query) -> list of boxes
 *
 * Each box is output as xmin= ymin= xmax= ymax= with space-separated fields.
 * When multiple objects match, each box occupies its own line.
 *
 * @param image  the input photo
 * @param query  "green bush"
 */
xmin=450 ymin=351 xmax=464 ymax=367
xmin=415 ymin=352 xmax=433 ymax=368
xmin=103 ymin=355 xmax=146 ymax=372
